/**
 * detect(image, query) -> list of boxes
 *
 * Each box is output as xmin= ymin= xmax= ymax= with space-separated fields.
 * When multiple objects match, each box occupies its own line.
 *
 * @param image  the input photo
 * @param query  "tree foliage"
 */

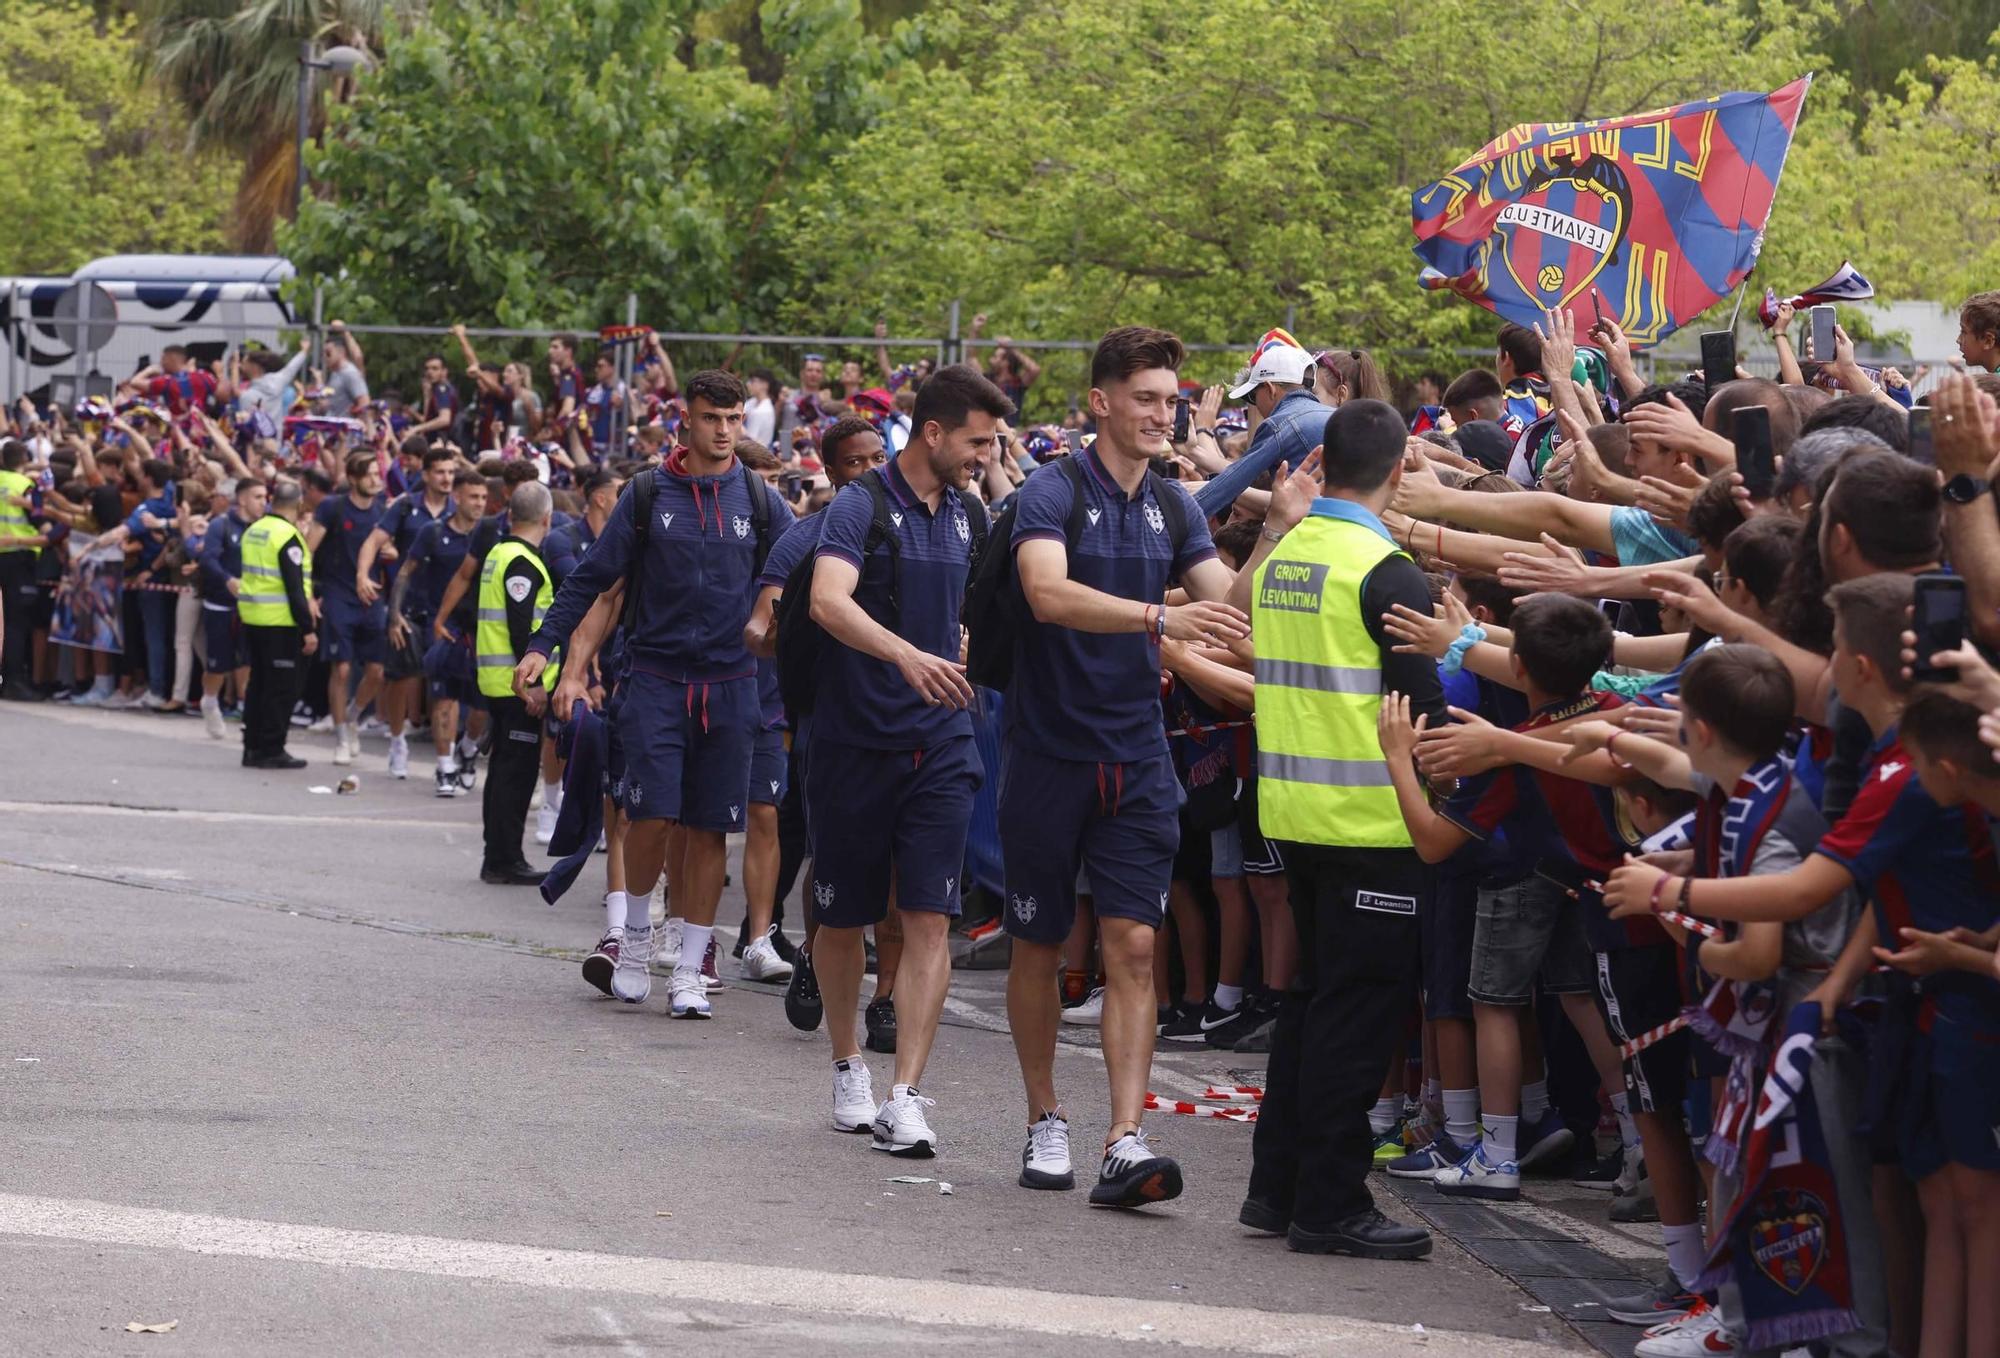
xmin=0 ymin=2 xmax=237 ymax=275
xmin=285 ymin=0 xmax=922 ymax=332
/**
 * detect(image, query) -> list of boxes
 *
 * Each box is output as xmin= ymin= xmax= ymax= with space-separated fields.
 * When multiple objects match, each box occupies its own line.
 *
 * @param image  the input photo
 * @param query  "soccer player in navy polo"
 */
xmin=1002 ymin=326 xmax=1249 ymax=1206
xmin=805 ymin=366 xmax=1007 ymax=1157
xmin=518 ymin=370 xmax=791 ymax=1019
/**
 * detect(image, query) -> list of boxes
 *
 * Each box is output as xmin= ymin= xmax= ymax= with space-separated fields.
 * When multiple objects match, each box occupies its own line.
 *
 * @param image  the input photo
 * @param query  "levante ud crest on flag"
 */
xmin=1411 ymin=78 xmax=1811 ymax=347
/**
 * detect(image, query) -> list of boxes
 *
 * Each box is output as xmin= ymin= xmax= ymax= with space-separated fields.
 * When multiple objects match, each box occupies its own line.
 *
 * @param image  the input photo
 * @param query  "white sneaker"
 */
xmin=1433 ymin=1142 xmax=1521 ymax=1201
xmin=1019 ymin=1111 xmax=1074 ymax=1189
xmin=138 ymin=691 xmax=167 ymax=711
xmin=201 ymin=695 xmax=226 ymax=739
xmin=871 ymin=1086 xmax=937 ymax=1157
xmin=612 ymin=925 xmax=652 ymax=1004
xmin=653 ymin=916 xmax=683 ymax=972
xmin=1061 ymin=987 xmax=1105 ymax=1026
xmin=832 ymin=1058 xmax=875 ymax=1133
xmin=668 ymin=969 xmax=711 ymax=1019
xmin=331 ymin=726 xmax=355 ymax=766
xmin=387 ymin=735 xmax=409 ymax=779
xmin=433 ymin=763 xmax=459 ymax=798
xmin=357 ymin=716 xmax=389 ymax=738
xmin=740 ymin=928 xmax=794 ymax=982
xmin=102 ymin=690 xmax=140 ymax=710
xmin=307 ymin=713 xmax=335 ymax=734
xmin=1635 ymin=1300 xmax=1736 ymax=1356
xmin=535 ymin=800 xmax=559 ymax=846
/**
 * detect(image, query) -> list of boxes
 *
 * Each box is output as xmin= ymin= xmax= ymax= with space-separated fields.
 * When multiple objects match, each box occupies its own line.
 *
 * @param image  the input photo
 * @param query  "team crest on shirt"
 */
xmin=891 ymin=511 xmax=904 ymax=529
xmin=1011 ymin=893 xmax=1037 ymax=923
xmin=732 ymin=515 xmax=750 ymax=539
xmin=954 ymin=513 xmax=969 ymax=543
xmin=1086 ymin=507 xmax=1101 ymax=526
xmin=660 ymin=512 xmax=674 ymax=532
xmin=1144 ymin=502 xmax=1165 ymax=534
xmin=814 ymin=880 xmax=836 ymax=908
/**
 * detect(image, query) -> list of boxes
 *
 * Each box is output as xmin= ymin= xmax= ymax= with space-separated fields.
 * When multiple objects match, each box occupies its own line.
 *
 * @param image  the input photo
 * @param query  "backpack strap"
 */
xmin=860 ymin=469 xmax=901 ymax=618
xmin=741 ymin=460 xmax=773 ymax=576
xmin=1058 ymin=455 xmax=1090 ymax=551
xmin=619 ymin=469 xmax=658 ymax=634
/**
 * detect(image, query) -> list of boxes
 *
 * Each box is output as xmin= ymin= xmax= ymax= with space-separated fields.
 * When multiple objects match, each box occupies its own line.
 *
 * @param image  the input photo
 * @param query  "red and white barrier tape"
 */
xmin=1659 ymin=910 xmax=1720 ymax=939
xmin=1145 ymin=1092 xmax=1257 ymax=1122
xmin=1200 ymin=1085 xmax=1264 ymax=1104
xmin=1617 ymin=1014 xmax=1690 ymax=1060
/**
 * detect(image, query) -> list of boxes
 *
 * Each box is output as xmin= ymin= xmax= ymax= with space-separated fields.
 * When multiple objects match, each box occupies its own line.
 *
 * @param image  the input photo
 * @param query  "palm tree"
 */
xmin=138 ymin=0 xmax=413 ymax=252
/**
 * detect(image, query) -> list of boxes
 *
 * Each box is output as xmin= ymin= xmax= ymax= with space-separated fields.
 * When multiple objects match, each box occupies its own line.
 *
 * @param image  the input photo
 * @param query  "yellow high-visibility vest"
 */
xmin=1250 ymin=505 xmax=1412 ymax=848
xmin=476 ymin=539 xmax=558 ymax=698
xmin=0 ymin=468 xmax=37 ymax=550
xmin=237 ymin=514 xmax=311 ymax=628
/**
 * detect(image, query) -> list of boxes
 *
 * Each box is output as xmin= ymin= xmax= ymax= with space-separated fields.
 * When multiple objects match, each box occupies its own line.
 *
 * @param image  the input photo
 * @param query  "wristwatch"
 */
xmin=1944 ymin=474 xmax=1992 ymax=505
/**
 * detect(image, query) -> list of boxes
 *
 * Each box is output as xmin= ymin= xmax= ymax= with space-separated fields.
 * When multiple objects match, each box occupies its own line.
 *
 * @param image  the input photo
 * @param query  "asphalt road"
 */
xmin=0 ymin=702 xmax=1598 ymax=1356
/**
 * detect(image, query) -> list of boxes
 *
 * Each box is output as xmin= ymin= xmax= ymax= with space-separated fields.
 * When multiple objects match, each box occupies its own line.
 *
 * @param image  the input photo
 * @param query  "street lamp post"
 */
xmin=293 ymin=41 xmax=372 ymax=218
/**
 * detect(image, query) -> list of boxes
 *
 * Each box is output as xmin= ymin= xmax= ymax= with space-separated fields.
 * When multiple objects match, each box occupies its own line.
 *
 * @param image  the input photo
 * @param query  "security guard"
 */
xmin=1233 ymin=399 xmax=1445 ymax=1260
xmin=0 ymin=439 xmax=46 ymax=699
xmin=237 ymin=479 xmax=317 ymax=769
xmin=476 ymin=481 xmax=557 ymax=885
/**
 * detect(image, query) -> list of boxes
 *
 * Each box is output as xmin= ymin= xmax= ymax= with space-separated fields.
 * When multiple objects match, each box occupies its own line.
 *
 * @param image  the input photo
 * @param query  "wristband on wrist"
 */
xmin=1260 ymin=525 xmax=1286 ymax=544
xmin=1605 ymin=730 xmax=1634 ymax=770
xmin=1440 ymin=623 xmax=1488 ymax=676
xmin=1143 ymin=604 xmax=1156 ymax=638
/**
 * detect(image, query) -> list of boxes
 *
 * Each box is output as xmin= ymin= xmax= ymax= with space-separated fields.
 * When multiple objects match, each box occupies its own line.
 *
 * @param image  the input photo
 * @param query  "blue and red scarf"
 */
xmin=1686 ymin=759 xmax=1792 ymax=1171
xmin=1696 ymin=1003 xmax=1860 ymax=1349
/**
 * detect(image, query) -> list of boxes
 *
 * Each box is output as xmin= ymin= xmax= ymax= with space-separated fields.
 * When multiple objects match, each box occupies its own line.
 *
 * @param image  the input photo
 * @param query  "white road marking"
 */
xmin=0 ymin=799 xmax=455 ymax=832
xmin=0 ymin=1192 xmax=1575 ymax=1356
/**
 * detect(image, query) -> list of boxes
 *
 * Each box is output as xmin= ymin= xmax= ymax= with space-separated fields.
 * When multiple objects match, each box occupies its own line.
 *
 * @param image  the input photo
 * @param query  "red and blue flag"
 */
xmin=1412 ymin=78 xmax=1810 ymax=348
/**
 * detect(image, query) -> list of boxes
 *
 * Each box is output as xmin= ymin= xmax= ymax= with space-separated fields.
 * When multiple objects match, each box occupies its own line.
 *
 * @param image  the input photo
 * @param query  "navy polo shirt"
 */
xmin=1008 ymin=450 xmax=1217 ymax=762
xmin=813 ymin=462 xmax=986 ymax=751
xmin=312 ymin=492 xmax=388 ymax=602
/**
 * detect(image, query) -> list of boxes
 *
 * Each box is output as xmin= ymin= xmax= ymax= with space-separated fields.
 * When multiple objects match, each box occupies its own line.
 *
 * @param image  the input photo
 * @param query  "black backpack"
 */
xmin=963 ymin=457 xmax=1190 ymax=691
xmin=774 ymin=470 xmax=987 ymax=717
xmin=618 ymin=461 xmax=772 ymax=635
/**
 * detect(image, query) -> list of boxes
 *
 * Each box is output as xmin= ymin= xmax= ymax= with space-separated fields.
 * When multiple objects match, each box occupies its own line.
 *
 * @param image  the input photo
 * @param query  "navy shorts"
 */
xmin=806 ymin=734 xmax=981 ymax=929
xmin=612 ymin=671 xmax=757 ymax=832
xmin=1595 ymin=943 xmax=1688 ymax=1115
xmin=1422 ymin=866 xmax=1478 ymax=1023
xmin=999 ymin=739 xmax=1179 ymax=946
xmin=750 ymin=728 xmax=788 ymax=807
xmin=1903 ymin=1010 xmax=2000 ymax=1179
xmin=322 ymin=593 xmax=387 ymax=667
xmin=201 ymin=605 xmax=244 ymax=672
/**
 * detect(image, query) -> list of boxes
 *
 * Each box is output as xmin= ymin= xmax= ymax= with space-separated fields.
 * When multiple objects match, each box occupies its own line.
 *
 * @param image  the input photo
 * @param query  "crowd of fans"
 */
xmin=2 ymin=289 xmax=1998 ymax=1358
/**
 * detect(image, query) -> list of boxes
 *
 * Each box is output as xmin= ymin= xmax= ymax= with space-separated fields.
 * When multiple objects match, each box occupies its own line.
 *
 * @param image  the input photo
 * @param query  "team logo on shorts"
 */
xmin=944 ymin=876 xmax=956 ymax=898
xmin=769 ymin=779 xmax=780 ymax=795
xmin=1159 ymin=889 xmax=1168 ymax=908
xmin=1144 ymin=502 xmax=1165 ymax=534
xmin=732 ymin=515 xmax=750 ymax=539
xmin=728 ymin=804 xmax=741 ymax=821
xmin=1010 ymin=893 xmax=1037 ymax=923
xmin=814 ymin=880 xmax=836 ymax=908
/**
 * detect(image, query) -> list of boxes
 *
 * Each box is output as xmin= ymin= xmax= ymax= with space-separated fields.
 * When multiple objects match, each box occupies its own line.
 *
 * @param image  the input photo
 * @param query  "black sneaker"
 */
xmin=1087 ymin=1129 xmax=1183 ymax=1208
xmin=784 ymin=950 xmax=823 ymax=1032
xmin=1570 ymin=1143 xmax=1624 ymax=1189
xmin=1286 ymin=1209 xmax=1432 ymax=1261
xmin=480 ymin=861 xmax=546 ymax=886
xmin=770 ymin=929 xmax=802 ymax=966
xmin=1233 ymin=1009 xmax=1278 ymax=1053
xmin=582 ymin=933 xmax=619 ymax=997
xmin=1162 ymin=998 xmax=1240 ymax=1044
xmin=1603 ymin=1272 xmax=1699 ymax=1326
xmin=1200 ymin=995 xmax=1265 ymax=1048
xmin=1156 ymin=999 xmax=1201 ymax=1039
xmin=865 ymin=996 xmax=898 ymax=1054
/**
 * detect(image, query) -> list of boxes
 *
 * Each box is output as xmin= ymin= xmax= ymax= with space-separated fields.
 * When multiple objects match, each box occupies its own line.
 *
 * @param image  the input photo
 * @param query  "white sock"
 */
xmin=1482 ymin=1113 xmax=1519 ymax=1163
xmin=200 ymin=694 xmax=218 ymax=712
xmin=676 ymin=923 xmax=713 ymax=974
xmin=438 ymin=752 xmax=458 ymax=774
xmin=605 ymin=891 xmax=626 ymax=937
xmin=1520 ymin=1078 xmax=1550 ymax=1123
xmin=1443 ymin=1089 xmax=1480 ymax=1146
xmin=1368 ymin=1096 xmax=1400 ymax=1136
xmin=1662 ymin=1223 xmax=1705 ymax=1289
xmin=459 ymin=736 xmax=478 ymax=758
xmin=625 ymin=892 xmax=653 ymax=932
xmin=1610 ymin=1091 xmax=1641 ymax=1148
xmin=1423 ymin=1077 xmax=1442 ymax=1106
xmin=1213 ymin=983 xmax=1244 ymax=1012
xmin=892 ymin=1082 xmax=919 ymax=1100
xmin=544 ymin=778 xmax=562 ymax=807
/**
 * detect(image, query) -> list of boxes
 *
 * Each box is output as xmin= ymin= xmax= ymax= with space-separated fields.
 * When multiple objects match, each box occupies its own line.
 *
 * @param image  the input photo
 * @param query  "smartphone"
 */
xmin=1590 ymin=289 xmax=1604 ymax=328
xmin=1910 ymin=573 xmax=1967 ymax=683
xmin=1064 ymin=429 xmax=1084 ymax=456
xmin=1700 ymin=331 xmax=1736 ymax=391
xmin=1809 ymin=305 xmax=1837 ymax=362
xmin=1172 ymin=397 xmax=1191 ymax=444
xmin=1907 ymin=405 xmax=1935 ymax=466
xmin=1733 ymin=406 xmax=1775 ymax=499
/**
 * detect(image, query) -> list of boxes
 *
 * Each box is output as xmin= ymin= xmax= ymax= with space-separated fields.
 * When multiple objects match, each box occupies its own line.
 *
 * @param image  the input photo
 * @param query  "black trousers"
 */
xmin=773 ymin=740 xmax=808 ymax=926
xmin=241 ymin=625 xmax=302 ymax=760
xmin=0 ymin=549 xmax=37 ymax=688
xmin=1247 ymin=842 xmax=1424 ymax=1229
xmin=482 ymin=695 xmax=541 ymax=868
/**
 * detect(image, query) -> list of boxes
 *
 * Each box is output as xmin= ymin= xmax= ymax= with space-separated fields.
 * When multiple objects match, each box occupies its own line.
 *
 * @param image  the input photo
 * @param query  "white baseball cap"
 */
xmin=1227 ymin=342 xmax=1313 ymax=399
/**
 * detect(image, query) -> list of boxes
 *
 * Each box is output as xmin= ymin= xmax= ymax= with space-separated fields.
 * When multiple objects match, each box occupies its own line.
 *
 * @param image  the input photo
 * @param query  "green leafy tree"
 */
xmin=139 ymin=0 xmax=410 ymax=251
xmin=285 ymin=0 xmax=920 ymax=341
xmin=0 ymin=1 xmax=236 ymax=274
